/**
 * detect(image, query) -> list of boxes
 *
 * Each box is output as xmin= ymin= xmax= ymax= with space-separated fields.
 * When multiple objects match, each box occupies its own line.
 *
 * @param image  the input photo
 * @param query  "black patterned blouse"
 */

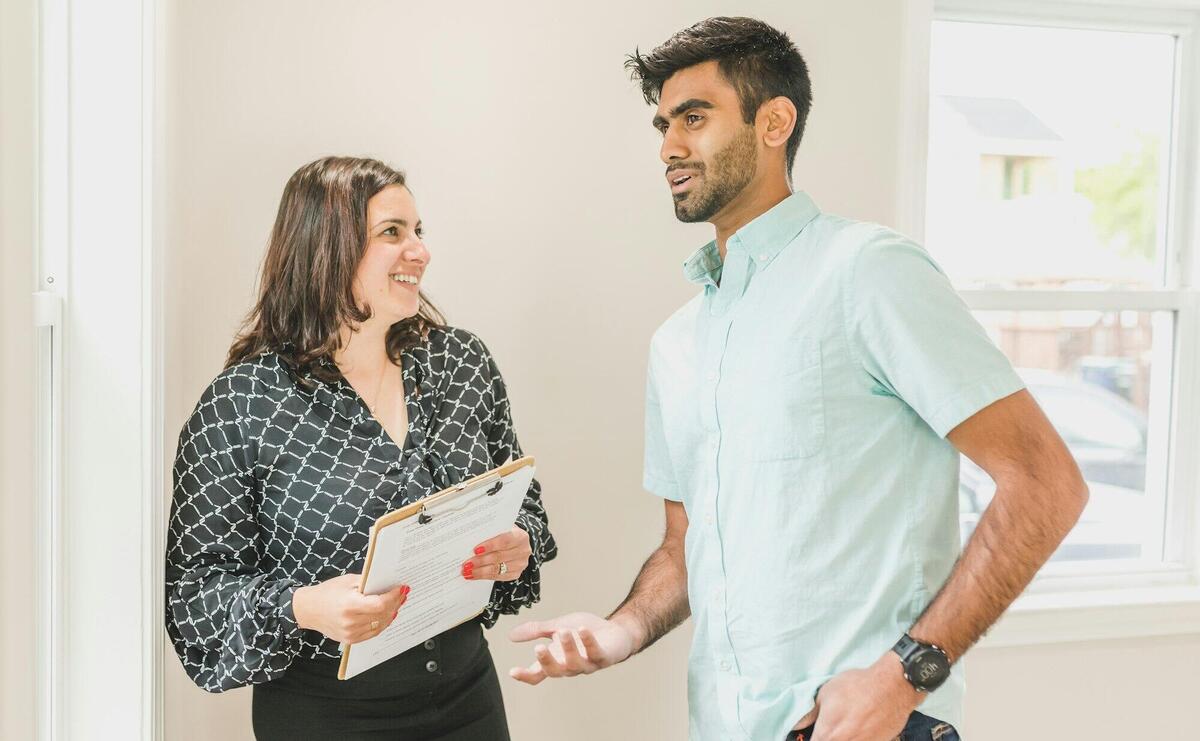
xmin=165 ymin=327 xmax=557 ymax=693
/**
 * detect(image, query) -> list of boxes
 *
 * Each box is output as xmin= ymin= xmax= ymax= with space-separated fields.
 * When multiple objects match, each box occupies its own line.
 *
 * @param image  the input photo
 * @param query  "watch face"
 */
xmin=909 ymin=648 xmax=950 ymax=691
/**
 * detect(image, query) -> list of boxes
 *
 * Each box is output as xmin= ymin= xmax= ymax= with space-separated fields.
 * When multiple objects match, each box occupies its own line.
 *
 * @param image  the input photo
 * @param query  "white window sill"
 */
xmin=980 ymin=582 xmax=1200 ymax=648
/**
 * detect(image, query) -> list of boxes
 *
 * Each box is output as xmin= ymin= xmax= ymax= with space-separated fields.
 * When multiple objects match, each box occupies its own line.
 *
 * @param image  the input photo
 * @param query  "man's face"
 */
xmin=653 ymin=60 xmax=758 ymax=223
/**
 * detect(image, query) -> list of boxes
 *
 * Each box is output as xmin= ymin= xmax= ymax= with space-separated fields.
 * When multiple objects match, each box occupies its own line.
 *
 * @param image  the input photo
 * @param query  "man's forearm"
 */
xmin=607 ymin=540 xmax=690 ymax=654
xmin=911 ymin=475 xmax=1087 ymax=660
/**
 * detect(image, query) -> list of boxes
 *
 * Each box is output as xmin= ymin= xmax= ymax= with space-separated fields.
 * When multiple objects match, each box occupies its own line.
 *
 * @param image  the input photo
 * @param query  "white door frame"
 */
xmin=34 ymin=0 xmax=164 ymax=738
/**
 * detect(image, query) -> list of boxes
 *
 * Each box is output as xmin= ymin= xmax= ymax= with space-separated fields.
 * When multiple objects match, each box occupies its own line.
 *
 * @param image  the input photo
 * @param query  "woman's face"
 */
xmin=353 ymin=184 xmax=430 ymax=327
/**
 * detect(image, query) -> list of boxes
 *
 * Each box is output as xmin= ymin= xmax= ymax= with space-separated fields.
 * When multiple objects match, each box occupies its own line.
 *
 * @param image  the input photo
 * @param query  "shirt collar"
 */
xmin=683 ymin=240 xmax=723 ymax=287
xmin=299 ymin=356 xmax=366 ymax=423
xmin=298 ymin=348 xmax=426 ymax=424
xmin=681 ymin=190 xmax=821 ymax=286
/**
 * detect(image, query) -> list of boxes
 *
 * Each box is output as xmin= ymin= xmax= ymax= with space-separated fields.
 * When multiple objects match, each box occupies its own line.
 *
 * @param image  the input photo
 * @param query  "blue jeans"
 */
xmin=786 ymin=710 xmax=960 ymax=740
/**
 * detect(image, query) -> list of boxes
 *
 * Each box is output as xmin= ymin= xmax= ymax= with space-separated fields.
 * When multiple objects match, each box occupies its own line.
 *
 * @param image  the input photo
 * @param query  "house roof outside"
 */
xmin=941 ymin=95 xmax=1063 ymax=142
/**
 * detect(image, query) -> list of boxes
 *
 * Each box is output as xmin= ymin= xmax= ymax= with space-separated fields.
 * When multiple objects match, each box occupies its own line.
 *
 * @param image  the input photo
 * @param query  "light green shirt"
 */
xmin=643 ymin=191 xmax=1024 ymax=740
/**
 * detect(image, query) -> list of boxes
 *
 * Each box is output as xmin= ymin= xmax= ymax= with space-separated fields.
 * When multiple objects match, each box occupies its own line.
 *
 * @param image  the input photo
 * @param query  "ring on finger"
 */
xmin=498 ymin=561 xmax=509 ymax=576
xmin=370 ymin=620 xmax=380 ymax=630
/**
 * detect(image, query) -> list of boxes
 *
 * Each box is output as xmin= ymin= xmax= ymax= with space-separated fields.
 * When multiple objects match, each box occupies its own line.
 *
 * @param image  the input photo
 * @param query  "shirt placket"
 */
xmin=699 ymin=240 xmax=752 ymax=740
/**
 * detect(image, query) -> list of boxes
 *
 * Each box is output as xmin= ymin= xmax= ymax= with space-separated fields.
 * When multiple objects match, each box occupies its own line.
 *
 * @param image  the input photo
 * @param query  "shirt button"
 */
xmin=706 ymin=372 xmax=717 ymax=381
xmin=705 ymin=514 xmax=713 ymax=524
xmin=425 ymin=660 xmax=439 ymax=673
xmin=424 ymin=639 xmax=436 ymax=650
xmin=758 ymin=254 xmax=768 ymax=262
xmin=719 ymin=660 xmax=731 ymax=671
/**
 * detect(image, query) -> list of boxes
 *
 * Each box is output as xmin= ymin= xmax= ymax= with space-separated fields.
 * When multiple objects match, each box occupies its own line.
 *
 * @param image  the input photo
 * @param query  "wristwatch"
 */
xmin=891 ymin=634 xmax=951 ymax=693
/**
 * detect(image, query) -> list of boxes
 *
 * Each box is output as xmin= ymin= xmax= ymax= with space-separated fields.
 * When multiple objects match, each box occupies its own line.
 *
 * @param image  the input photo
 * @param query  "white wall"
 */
xmin=158 ymin=2 xmax=1197 ymax=740
xmin=1 ymin=0 xmax=38 ymax=738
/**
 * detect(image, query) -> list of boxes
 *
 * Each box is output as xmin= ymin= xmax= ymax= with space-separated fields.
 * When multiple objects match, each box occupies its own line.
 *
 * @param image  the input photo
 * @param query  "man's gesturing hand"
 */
xmin=507 ymin=612 xmax=638 ymax=685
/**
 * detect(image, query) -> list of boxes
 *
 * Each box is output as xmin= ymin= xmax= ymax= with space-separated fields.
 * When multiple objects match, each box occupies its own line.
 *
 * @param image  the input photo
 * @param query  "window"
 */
xmin=925 ymin=5 xmax=1199 ymax=592
xmin=928 ymin=21 xmax=1174 ymax=292
xmin=962 ymin=309 xmax=1172 ymax=566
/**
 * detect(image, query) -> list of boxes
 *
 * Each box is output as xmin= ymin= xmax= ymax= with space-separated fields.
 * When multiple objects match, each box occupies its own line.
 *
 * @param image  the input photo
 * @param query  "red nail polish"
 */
xmin=401 ymin=585 xmax=410 ymax=597
xmin=474 ymin=546 xmax=485 ymax=555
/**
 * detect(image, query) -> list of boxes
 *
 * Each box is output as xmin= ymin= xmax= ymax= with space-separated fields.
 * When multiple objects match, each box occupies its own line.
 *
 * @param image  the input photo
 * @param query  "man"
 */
xmin=510 ymin=17 xmax=1088 ymax=741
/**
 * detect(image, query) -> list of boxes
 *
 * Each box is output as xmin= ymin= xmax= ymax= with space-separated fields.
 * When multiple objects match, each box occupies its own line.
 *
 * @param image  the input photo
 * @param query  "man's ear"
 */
xmin=759 ymin=96 xmax=798 ymax=153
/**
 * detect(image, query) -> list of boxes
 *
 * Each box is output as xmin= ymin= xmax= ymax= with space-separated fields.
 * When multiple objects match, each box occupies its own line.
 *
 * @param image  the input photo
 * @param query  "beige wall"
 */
xmin=1 ymin=0 xmax=38 ymax=738
xmin=966 ymin=633 xmax=1200 ymax=736
xmin=158 ymin=2 xmax=1196 ymax=740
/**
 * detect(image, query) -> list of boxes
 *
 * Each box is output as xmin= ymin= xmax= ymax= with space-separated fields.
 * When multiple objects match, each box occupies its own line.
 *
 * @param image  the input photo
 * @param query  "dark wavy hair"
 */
xmin=625 ymin=16 xmax=813 ymax=172
xmin=225 ymin=156 xmax=444 ymax=387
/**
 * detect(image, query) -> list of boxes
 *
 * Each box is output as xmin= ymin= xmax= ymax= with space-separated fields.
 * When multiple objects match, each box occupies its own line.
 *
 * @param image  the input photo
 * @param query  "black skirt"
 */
xmin=252 ymin=621 xmax=510 ymax=741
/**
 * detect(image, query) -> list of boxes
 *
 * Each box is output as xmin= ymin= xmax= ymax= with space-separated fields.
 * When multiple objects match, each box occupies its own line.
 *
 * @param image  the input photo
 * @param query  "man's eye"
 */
xmin=415 ymin=228 xmax=424 ymax=239
xmin=686 ymin=114 xmax=703 ymax=125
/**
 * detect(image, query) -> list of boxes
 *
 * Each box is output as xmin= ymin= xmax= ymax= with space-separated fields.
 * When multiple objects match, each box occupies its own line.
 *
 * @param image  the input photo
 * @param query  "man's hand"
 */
xmin=791 ymin=654 xmax=921 ymax=741
xmin=508 ymin=501 xmax=689 ymax=686
xmin=507 ymin=612 xmax=639 ymax=685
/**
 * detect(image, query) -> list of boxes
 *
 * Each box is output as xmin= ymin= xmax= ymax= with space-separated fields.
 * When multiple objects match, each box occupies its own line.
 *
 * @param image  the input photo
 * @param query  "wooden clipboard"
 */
xmin=337 ymin=456 xmax=535 ymax=680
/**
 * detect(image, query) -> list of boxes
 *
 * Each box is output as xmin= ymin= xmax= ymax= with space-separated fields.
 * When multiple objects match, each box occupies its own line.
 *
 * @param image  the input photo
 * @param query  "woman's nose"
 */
xmin=405 ymin=239 xmax=430 ymax=265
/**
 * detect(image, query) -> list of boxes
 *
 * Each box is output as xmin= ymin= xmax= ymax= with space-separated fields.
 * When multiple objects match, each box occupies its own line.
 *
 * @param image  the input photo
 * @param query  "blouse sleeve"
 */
xmin=474 ymin=340 xmax=558 ymax=626
xmin=164 ymin=370 xmax=305 ymax=692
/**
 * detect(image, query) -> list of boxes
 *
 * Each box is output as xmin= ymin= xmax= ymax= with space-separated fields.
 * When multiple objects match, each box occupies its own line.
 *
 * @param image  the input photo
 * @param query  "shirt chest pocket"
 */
xmin=740 ymin=338 xmax=825 ymax=461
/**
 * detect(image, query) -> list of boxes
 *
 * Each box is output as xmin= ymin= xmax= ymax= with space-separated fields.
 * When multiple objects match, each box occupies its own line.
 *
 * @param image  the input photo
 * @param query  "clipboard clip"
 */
xmin=417 ymin=473 xmax=505 ymax=525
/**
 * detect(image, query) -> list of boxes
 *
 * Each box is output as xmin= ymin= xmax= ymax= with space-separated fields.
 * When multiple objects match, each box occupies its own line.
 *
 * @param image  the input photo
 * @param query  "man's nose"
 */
xmin=660 ymin=126 xmax=689 ymax=164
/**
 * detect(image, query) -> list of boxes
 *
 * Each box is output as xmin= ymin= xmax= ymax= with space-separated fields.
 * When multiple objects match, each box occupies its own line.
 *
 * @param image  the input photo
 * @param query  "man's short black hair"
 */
xmin=626 ymin=17 xmax=813 ymax=172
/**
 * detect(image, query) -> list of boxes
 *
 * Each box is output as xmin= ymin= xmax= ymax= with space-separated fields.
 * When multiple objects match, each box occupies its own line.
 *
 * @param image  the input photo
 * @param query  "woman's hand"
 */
xmin=292 ymin=574 xmax=410 ymax=644
xmin=462 ymin=526 xmax=531 ymax=582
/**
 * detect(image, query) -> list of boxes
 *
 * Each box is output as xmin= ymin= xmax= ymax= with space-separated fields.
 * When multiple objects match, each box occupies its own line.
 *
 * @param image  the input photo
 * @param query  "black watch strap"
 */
xmin=893 ymin=633 xmax=923 ymax=663
xmin=891 ymin=633 xmax=951 ymax=693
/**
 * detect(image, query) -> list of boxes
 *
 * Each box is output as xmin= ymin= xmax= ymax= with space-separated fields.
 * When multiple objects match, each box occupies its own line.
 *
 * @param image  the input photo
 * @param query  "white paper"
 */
xmin=340 ymin=463 xmax=535 ymax=679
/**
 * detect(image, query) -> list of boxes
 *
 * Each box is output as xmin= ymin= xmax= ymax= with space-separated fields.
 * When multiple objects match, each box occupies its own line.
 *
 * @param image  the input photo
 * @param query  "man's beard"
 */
xmin=673 ymin=126 xmax=757 ymax=223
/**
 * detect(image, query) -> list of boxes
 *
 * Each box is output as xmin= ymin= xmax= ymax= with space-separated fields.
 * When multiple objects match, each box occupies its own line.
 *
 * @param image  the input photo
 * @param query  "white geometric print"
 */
xmin=165 ymin=327 xmax=556 ymax=692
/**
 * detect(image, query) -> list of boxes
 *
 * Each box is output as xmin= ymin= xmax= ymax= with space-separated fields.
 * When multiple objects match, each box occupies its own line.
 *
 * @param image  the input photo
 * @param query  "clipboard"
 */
xmin=337 ymin=456 xmax=536 ymax=680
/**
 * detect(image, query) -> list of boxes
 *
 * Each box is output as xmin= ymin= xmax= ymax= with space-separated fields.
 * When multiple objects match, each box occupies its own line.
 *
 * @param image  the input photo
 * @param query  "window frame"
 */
xmin=912 ymin=0 xmax=1200 ymax=646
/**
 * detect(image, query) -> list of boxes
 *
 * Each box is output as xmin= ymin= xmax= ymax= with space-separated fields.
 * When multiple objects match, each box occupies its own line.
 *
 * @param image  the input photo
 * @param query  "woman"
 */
xmin=165 ymin=156 xmax=556 ymax=740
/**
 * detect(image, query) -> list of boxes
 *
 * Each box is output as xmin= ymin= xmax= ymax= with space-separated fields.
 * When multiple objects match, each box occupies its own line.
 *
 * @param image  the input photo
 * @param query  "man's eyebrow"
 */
xmin=651 ymin=98 xmax=716 ymax=128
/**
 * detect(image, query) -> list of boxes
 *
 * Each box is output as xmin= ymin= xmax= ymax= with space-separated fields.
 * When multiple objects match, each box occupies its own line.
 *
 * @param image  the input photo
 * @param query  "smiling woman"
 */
xmin=224 ymin=158 xmax=443 ymax=384
xmin=164 ymin=156 xmax=557 ymax=740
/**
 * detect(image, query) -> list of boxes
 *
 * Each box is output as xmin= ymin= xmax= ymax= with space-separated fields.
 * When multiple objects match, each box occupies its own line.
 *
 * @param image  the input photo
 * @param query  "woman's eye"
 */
xmin=382 ymin=226 xmax=398 ymax=237
xmin=415 ymin=227 xmax=424 ymax=239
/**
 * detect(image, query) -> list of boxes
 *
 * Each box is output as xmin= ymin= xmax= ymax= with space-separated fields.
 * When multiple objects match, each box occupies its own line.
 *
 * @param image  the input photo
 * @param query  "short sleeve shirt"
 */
xmin=643 ymin=191 xmax=1024 ymax=739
